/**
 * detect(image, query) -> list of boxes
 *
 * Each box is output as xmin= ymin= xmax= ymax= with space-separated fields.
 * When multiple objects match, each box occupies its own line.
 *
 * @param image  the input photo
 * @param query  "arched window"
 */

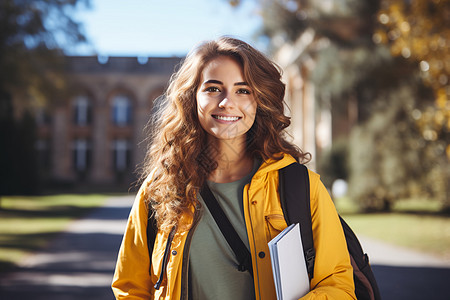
xmin=112 ymin=95 xmax=132 ymax=126
xmin=36 ymin=139 xmax=50 ymax=170
xmin=73 ymin=139 xmax=91 ymax=172
xmin=112 ymin=139 xmax=130 ymax=171
xmin=73 ymin=95 xmax=91 ymax=126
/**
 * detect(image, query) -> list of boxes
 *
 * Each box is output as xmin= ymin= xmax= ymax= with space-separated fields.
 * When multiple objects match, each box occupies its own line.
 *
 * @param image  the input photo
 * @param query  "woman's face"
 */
xmin=196 ymin=56 xmax=257 ymax=143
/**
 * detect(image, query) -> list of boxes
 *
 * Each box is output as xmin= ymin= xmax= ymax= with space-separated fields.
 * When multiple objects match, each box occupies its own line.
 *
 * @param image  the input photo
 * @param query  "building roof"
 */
xmin=65 ymin=56 xmax=184 ymax=75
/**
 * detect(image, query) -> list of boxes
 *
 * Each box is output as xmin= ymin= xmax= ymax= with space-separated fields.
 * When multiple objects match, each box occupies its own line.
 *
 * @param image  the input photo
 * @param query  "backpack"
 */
xmin=147 ymin=162 xmax=381 ymax=299
xmin=279 ymin=163 xmax=381 ymax=300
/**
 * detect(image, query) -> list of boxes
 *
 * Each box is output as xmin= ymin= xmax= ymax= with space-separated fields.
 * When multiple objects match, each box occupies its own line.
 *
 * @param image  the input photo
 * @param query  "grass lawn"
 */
xmin=0 ymin=194 xmax=108 ymax=272
xmin=336 ymin=197 xmax=450 ymax=260
xmin=342 ymin=213 xmax=450 ymax=259
xmin=0 ymin=193 xmax=448 ymax=273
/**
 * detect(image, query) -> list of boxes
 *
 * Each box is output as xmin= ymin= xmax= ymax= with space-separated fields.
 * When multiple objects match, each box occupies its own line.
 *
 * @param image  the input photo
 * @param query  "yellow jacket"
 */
xmin=112 ymin=154 xmax=356 ymax=299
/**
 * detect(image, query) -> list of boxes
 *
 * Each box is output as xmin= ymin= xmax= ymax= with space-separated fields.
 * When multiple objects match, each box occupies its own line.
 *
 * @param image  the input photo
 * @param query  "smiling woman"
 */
xmin=111 ymin=37 xmax=356 ymax=300
xmin=196 ymin=56 xmax=258 ymax=183
xmin=196 ymin=56 xmax=257 ymax=144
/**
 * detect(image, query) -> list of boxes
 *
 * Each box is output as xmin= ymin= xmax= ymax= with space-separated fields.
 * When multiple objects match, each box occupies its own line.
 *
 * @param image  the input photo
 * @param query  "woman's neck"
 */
xmin=208 ymin=137 xmax=253 ymax=183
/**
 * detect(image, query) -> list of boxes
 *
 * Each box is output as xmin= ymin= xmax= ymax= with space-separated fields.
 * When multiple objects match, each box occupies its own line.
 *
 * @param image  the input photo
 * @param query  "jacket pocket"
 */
xmin=265 ymin=214 xmax=288 ymax=241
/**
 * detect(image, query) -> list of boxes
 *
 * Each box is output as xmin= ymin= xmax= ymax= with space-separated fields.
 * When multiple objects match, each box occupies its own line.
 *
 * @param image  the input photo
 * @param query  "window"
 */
xmin=112 ymin=139 xmax=130 ymax=172
xmin=112 ymin=95 xmax=132 ymax=126
xmin=73 ymin=139 xmax=90 ymax=172
xmin=36 ymin=139 xmax=50 ymax=170
xmin=73 ymin=95 xmax=91 ymax=126
xmin=36 ymin=107 xmax=51 ymax=126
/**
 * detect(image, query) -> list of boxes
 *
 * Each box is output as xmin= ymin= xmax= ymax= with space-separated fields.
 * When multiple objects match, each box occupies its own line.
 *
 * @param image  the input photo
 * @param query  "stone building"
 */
xmin=36 ymin=56 xmax=182 ymax=190
xmin=274 ymin=29 xmax=356 ymax=171
xmin=34 ymin=51 xmax=339 ymax=191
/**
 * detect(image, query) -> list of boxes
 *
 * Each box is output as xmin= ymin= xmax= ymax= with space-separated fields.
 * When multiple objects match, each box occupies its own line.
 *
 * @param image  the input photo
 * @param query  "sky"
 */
xmin=69 ymin=0 xmax=265 ymax=57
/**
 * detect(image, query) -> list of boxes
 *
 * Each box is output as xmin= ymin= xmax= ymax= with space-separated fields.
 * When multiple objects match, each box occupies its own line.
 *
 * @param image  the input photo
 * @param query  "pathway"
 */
xmin=0 ymin=195 xmax=133 ymax=300
xmin=0 ymin=195 xmax=449 ymax=299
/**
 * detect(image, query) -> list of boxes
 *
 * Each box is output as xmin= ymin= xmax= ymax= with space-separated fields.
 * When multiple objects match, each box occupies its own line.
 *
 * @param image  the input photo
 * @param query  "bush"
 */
xmin=317 ymin=138 xmax=349 ymax=189
xmin=0 ymin=98 xmax=39 ymax=196
xmin=348 ymin=85 xmax=449 ymax=211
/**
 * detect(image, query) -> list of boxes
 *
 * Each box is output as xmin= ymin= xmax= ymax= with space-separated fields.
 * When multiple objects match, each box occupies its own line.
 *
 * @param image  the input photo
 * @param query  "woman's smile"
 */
xmin=212 ymin=114 xmax=242 ymax=122
xmin=196 ymin=55 xmax=257 ymax=142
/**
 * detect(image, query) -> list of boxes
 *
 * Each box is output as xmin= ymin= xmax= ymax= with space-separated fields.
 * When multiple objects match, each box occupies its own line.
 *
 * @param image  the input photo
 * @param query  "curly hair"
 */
xmin=141 ymin=37 xmax=309 ymax=232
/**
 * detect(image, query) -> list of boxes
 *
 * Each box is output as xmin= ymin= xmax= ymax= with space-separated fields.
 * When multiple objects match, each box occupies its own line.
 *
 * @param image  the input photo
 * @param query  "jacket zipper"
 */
xmin=154 ymin=225 xmax=176 ymax=290
xmin=180 ymin=205 xmax=202 ymax=300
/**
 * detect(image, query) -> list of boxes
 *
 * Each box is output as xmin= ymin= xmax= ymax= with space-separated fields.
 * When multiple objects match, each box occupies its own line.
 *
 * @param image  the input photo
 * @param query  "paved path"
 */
xmin=0 ymin=195 xmax=134 ymax=300
xmin=358 ymin=236 xmax=450 ymax=300
xmin=1 ymin=195 xmax=449 ymax=299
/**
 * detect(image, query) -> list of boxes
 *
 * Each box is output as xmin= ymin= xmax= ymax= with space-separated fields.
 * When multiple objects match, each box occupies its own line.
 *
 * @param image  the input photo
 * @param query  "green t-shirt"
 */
xmin=189 ymin=162 xmax=260 ymax=300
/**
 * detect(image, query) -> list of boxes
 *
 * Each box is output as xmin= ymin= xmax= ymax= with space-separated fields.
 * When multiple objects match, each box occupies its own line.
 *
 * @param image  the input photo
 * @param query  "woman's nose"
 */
xmin=218 ymin=95 xmax=235 ymax=109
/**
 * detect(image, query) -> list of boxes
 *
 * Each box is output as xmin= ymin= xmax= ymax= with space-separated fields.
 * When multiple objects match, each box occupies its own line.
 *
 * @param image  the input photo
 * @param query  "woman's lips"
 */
xmin=212 ymin=115 xmax=241 ymax=122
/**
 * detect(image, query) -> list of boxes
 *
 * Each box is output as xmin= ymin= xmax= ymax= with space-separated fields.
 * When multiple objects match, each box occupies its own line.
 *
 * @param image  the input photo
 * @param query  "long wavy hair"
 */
xmin=141 ymin=37 xmax=309 ymax=232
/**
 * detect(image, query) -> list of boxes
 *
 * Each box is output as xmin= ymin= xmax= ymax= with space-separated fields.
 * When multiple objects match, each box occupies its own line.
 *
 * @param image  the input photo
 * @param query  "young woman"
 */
xmin=112 ymin=37 xmax=356 ymax=300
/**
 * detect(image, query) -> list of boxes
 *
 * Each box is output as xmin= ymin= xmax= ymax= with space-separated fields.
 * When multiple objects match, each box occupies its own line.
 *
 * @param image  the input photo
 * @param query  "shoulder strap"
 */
xmin=200 ymin=184 xmax=253 ymax=277
xmin=278 ymin=163 xmax=315 ymax=280
xmin=146 ymin=210 xmax=177 ymax=289
xmin=147 ymin=210 xmax=158 ymax=257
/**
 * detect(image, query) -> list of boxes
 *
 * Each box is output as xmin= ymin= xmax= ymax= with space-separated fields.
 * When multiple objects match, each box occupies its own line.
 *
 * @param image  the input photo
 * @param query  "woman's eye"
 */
xmin=205 ymin=86 xmax=220 ymax=92
xmin=237 ymin=88 xmax=251 ymax=94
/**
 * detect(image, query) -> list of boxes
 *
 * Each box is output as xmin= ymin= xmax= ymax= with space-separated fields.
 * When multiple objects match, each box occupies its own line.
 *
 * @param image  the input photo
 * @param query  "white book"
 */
xmin=268 ymin=223 xmax=310 ymax=300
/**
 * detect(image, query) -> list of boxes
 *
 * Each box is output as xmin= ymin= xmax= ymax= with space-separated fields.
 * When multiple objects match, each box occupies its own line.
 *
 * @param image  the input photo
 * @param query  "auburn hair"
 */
xmin=141 ymin=37 xmax=309 ymax=232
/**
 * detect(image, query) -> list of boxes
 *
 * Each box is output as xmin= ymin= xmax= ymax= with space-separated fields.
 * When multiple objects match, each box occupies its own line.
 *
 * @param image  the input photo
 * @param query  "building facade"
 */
xmin=274 ymin=30 xmax=356 ymax=171
xmin=36 ymin=56 xmax=182 ymax=190
xmin=34 ymin=51 xmax=339 ymax=191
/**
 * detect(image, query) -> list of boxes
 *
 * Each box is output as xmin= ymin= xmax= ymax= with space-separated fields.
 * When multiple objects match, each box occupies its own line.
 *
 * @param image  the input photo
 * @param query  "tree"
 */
xmin=375 ymin=1 xmax=449 ymax=110
xmin=0 ymin=0 xmax=90 ymax=196
xmin=348 ymin=80 xmax=448 ymax=211
xmin=374 ymin=0 xmax=450 ymax=163
xmin=236 ymin=0 xmax=449 ymax=211
xmin=0 ymin=0 xmax=90 ymax=111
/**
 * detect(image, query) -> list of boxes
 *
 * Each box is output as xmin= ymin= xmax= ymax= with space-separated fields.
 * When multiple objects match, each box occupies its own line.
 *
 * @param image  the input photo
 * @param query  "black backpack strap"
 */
xmin=146 ymin=210 xmax=158 ymax=259
xmin=279 ymin=163 xmax=315 ymax=280
xmin=147 ymin=208 xmax=177 ymax=290
xmin=200 ymin=184 xmax=253 ymax=277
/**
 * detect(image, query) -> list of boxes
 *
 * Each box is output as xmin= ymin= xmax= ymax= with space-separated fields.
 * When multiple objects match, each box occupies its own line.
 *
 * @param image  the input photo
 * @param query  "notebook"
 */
xmin=268 ymin=223 xmax=310 ymax=300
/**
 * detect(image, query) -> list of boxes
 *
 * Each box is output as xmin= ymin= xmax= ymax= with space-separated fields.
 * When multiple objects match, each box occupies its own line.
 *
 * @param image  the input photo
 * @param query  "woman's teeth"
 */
xmin=213 ymin=115 xmax=240 ymax=121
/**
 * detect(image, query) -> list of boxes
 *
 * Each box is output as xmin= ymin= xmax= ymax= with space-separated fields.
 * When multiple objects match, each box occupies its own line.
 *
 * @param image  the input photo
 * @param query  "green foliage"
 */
xmin=259 ymin=0 xmax=308 ymax=44
xmin=317 ymin=138 xmax=349 ymax=188
xmin=375 ymin=0 xmax=450 ymax=146
xmin=0 ymin=0 xmax=90 ymax=196
xmin=311 ymin=43 xmax=392 ymax=100
xmin=0 ymin=0 xmax=90 ymax=107
xmin=252 ymin=0 xmax=449 ymax=211
xmin=257 ymin=0 xmax=379 ymax=51
xmin=0 ymin=99 xmax=39 ymax=195
xmin=348 ymin=84 xmax=449 ymax=211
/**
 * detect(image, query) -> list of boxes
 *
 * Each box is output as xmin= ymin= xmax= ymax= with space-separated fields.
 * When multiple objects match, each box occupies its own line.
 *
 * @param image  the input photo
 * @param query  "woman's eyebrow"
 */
xmin=202 ymin=80 xmax=249 ymax=86
xmin=203 ymin=79 xmax=223 ymax=85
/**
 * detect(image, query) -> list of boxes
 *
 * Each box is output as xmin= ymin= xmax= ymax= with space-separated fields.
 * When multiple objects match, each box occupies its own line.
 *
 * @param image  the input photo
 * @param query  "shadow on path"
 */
xmin=0 ymin=196 xmax=134 ymax=300
xmin=373 ymin=265 xmax=450 ymax=300
xmin=1 ymin=195 xmax=449 ymax=299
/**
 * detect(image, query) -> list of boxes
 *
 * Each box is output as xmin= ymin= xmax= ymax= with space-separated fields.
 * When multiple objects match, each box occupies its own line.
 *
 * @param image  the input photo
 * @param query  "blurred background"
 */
xmin=0 ymin=0 xmax=449 ymax=299
xmin=0 ymin=0 xmax=448 ymax=209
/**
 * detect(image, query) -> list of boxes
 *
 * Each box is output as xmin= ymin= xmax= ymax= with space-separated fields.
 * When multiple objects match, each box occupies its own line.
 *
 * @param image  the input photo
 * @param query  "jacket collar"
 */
xmin=252 ymin=153 xmax=297 ymax=180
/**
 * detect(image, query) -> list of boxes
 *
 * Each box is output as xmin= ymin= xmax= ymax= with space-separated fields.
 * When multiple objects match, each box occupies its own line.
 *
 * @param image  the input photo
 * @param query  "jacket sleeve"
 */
xmin=111 ymin=181 xmax=153 ymax=299
xmin=300 ymin=171 xmax=356 ymax=300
